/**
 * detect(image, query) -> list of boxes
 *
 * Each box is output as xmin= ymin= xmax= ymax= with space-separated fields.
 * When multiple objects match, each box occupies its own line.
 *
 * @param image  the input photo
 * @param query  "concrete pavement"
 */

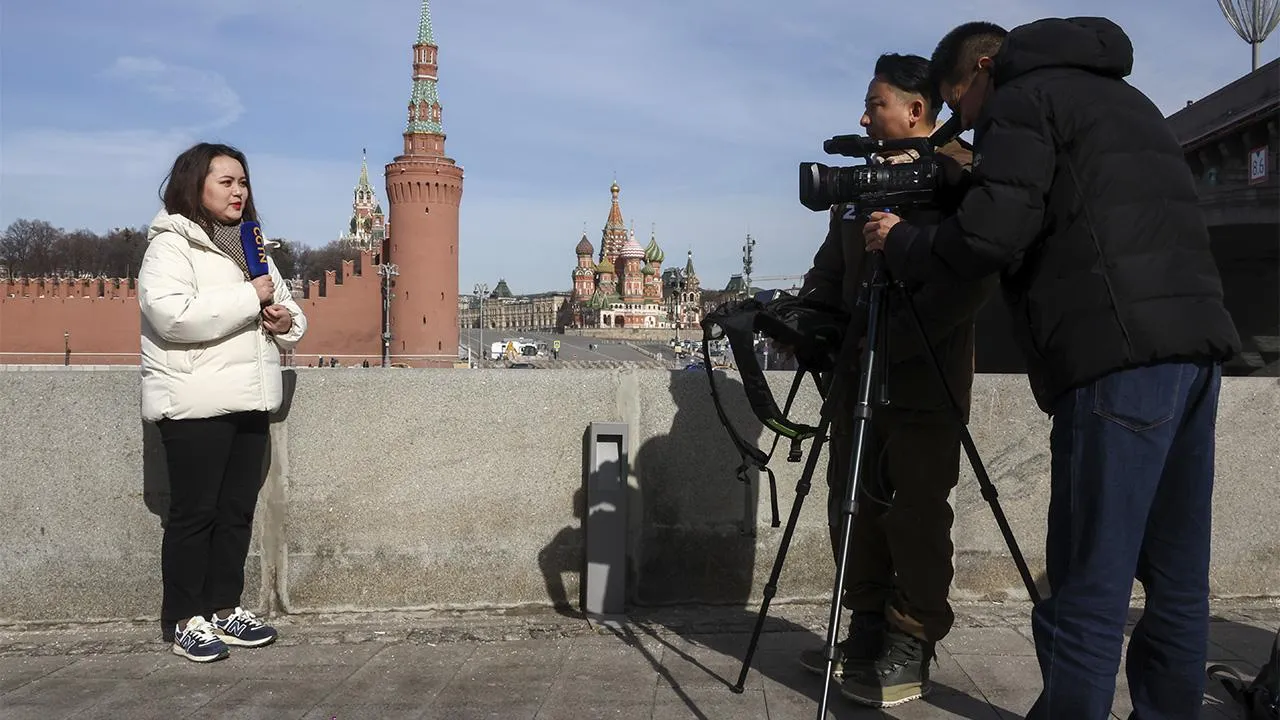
xmin=3 ymin=601 xmax=1276 ymax=719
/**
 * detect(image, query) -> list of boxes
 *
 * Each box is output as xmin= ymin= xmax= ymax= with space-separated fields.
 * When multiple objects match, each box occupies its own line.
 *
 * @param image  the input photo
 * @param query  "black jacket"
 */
xmin=885 ymin=16 xmax=1240 ymax=413
xmin=801 ymin=140 xmax=997 ymax=419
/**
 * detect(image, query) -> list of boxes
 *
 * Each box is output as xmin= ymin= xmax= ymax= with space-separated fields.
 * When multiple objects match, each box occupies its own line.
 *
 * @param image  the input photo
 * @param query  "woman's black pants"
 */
xmin=157 ymin=410 xmax=269 ymax=627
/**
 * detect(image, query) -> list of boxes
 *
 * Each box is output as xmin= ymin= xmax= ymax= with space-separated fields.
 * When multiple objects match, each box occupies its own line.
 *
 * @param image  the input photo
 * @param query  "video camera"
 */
xmin=798 ymin=116 xmax=962 ymax=212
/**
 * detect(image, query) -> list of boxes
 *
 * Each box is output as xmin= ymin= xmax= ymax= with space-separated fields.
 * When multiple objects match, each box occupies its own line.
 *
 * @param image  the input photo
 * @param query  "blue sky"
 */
xmin=2 ymin=0 xmax=1275 ymax=293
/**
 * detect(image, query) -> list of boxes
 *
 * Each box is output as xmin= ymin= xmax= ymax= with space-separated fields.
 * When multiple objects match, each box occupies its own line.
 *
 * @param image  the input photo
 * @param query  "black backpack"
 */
xmin=697 ymin=291 xmax=849 ymax=528
xmin=1208 ymin=628 xmax=1279 ymax=720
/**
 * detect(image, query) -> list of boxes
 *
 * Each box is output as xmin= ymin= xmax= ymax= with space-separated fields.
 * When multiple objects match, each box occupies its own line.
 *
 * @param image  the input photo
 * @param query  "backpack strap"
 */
xmin=710 ymin=299 xmax=822 ymax=440
xmin=699 ymin=304 xmax=823 ymax=529
xmin=1207 ymin=663 xmax=1251 ymax=706
xmin=1206 ymin=627 xmax=1280 ymax=719
xmin=1260 ymin=629 xmax=1280 ymax=715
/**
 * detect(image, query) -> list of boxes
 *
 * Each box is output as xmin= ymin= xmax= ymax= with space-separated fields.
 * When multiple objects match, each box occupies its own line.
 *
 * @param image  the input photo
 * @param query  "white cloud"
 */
xmin=0 ymin=128 xmax=361 ymax=244
xmin=1 ymin=57 xmax=259 ymax=236
xmin=100 ymin=56 xmax=244 ymax=130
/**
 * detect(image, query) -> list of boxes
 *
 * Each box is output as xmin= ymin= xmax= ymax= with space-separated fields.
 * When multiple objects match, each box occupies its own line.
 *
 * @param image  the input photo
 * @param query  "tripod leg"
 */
xmin=731 ymin=413 xmax=834 ymax=693
xmin=891 ymin=282 xmax=1042 ymax=604
xmin=816 ymin=279 xmax=888 ymax=720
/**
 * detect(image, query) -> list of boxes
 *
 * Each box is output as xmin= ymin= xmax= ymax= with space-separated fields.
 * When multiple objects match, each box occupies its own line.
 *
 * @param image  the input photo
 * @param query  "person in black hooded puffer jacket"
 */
xmin=861 ymin=17 xmax=1241 ymax=720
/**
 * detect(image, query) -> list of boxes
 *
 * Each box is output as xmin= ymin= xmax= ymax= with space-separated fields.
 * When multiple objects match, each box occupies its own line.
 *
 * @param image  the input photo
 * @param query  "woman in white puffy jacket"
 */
xmin=138 ymin=142 xmax=306 ymax=663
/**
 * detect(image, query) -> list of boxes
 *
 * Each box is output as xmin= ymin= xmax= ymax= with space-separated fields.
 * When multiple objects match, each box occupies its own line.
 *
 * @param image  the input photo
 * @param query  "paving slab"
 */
xmin=0 ymin=601 xmax=1274 ymax=719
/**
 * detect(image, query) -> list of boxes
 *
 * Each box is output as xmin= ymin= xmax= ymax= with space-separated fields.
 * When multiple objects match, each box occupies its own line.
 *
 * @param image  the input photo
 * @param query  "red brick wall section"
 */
xmin=1 ymin=251 xmax=388 ymax=367
xmin=291 ymin=256 xmax=383 ymax=367
xmin=0 ymin=278 xmax=141 ymax=365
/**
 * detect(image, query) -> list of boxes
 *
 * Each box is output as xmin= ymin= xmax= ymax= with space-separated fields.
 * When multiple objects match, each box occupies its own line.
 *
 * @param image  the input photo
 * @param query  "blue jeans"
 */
xmin=1027 ymin=362 xmax=1222 ymax=720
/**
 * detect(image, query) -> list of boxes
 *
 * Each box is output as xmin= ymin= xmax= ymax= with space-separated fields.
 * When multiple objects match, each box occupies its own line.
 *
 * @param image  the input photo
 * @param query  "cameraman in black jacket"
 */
xmin=862 ymin=18 xmax=1241 ymax=720
xmin=795 ymin=52 xmax=995 ymax=708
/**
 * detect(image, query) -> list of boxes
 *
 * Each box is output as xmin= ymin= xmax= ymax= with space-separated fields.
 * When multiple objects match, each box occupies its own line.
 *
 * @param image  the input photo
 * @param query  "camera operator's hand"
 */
xmin=863 ymin=211 xmax=902 ymax=252
xmin=878 ymin=149 xmax=920 ymax=165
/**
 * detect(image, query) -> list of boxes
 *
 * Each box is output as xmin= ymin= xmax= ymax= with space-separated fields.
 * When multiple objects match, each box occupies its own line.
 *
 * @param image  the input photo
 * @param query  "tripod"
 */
xmin=729 ymin=251 xmax=1040 ymax=719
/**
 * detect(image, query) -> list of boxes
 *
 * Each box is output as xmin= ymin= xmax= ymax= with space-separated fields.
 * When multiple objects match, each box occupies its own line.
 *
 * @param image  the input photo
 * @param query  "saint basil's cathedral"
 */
xmin=566 ymin=181 xmax=702 ymax=330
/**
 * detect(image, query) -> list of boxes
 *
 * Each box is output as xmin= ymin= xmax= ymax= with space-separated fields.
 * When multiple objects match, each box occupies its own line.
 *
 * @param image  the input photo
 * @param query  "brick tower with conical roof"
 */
xmin=385 ymin=0 xmax=464 ymax=367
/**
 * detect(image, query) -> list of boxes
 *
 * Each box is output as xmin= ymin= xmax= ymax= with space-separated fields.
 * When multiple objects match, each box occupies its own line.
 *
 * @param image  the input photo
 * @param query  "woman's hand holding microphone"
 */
xmin=250 ymin=275 xmax=291 ymax=334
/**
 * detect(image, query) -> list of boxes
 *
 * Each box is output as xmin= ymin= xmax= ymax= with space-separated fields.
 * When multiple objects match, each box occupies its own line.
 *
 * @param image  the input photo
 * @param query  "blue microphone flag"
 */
xmin=239 ymin=221 xmax=270 ymax=278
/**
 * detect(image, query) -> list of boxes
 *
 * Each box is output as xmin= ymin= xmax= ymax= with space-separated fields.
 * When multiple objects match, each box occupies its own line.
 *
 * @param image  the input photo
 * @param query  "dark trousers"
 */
xmin=827 ymin=404 xmax=961 ymax=643
xmin=1028 ymin=362 xmax=1221 ymax=720
xmin=158 ymin=410 xmax=269 ymax=625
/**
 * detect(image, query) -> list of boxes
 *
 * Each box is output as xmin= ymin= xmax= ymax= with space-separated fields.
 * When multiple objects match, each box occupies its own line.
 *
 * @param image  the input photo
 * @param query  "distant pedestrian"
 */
xmin=139 ymin=142 xmax=308 ymax=663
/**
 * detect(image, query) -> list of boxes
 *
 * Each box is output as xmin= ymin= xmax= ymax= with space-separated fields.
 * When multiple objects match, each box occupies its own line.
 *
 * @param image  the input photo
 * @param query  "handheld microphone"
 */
xmin=239 ymin=221 xmax=271 ymax=279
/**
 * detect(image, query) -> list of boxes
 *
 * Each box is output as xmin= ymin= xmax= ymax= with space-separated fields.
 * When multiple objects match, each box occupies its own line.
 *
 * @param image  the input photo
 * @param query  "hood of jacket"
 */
xmin=995 ymin=17 xmax=1134 ymax=86
xmin=147 ymin=209 xmax=280 ymax=253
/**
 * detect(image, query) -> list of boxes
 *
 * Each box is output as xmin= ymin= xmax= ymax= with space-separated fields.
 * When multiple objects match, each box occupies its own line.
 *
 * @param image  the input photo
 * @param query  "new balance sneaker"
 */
xmin=840 ymin=628 xmax=934 ymax=707
xmin=798 ymin=611 xmax=887 ymax=679
xmin=171 ymin=616 xmax=230 ymax=663
xmin=211 ymin=607 xmax=278 ymax=648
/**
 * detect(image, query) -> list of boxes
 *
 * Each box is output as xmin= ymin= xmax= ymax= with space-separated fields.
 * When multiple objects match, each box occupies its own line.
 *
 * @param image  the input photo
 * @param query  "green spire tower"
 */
xmin=406 ymin=0 xmax=444 ymax=136
xmin=417 ymin=0 xmax=434 ymax=44
xmin=385 ymin=0 xmax=464 ymax=367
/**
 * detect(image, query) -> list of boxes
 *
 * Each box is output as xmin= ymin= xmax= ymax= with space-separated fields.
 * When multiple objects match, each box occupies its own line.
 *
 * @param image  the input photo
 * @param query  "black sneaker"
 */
xmin=840 ymin=628 xmax=934 ymax=707
xmin=798 ymin=612 xmax=886 ymax=679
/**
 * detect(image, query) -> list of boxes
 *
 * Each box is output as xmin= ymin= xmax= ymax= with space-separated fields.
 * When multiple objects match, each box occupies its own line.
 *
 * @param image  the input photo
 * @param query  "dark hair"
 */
xmin=930 ymin=22 xmax=1008 ymax=89
xmin=159 ymin=142 xmax=258 ymax=230
xmin=874 ymin=52 xmax=943 ymax=123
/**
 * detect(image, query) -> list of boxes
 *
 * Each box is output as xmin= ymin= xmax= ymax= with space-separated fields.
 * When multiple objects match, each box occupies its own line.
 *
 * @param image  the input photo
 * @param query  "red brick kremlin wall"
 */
xmin=1 ymin=251 xmax=386 ymax=367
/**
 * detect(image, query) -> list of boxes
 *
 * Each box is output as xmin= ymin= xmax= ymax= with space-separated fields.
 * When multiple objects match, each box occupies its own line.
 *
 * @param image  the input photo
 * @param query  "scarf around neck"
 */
xmin=208 ymin=221 xmax=252 ymax=279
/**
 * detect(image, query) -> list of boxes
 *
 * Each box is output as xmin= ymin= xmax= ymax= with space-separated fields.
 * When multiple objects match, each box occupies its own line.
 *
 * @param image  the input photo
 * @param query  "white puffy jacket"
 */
xmin=138 ymin=209 xmax=307 ymax=422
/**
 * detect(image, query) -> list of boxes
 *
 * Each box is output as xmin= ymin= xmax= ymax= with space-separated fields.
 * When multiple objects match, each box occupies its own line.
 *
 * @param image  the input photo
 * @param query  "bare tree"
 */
xmin=2 ymin=217 xmax=355 ymax=282
xmin=1 ymin=219 xmax=63 ymax=277
xmin=295 ymin=240 xmax=359 ymax=282
xmin=102 ymin=227 xmax=148 ymax=278
xmin=52 ymin=230 xmax=107 ymax=277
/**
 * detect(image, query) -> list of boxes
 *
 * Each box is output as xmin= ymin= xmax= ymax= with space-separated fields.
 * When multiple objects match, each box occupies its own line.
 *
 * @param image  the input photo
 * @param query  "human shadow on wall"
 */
xmin=538 ymin=484 xmax=586 ymax=616
xmin=633 ymin=369 xmax=762 ymax=606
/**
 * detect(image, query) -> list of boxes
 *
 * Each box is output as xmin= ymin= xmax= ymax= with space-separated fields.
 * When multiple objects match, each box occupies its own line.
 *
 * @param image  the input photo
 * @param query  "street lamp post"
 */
xmin=474 ymin=282 xmax=489 ymax=366
xmin=671 ymin=270 xmax=686 ymax=347
xmin=379 ymin=263 xmax=399 ymax=367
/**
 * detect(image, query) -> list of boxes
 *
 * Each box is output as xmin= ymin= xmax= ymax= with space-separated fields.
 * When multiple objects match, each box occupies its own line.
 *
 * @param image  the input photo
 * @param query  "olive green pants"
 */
xmin=825 ymin=404 xmax=961 ymax=643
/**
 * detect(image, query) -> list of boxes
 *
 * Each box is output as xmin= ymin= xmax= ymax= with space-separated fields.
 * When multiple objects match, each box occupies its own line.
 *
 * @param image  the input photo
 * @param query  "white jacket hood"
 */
xmin=147 ymin=209 xmax=282 ymax=252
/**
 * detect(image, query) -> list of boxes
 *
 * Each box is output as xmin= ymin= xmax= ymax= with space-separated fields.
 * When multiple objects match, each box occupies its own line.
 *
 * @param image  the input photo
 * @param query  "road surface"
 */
xmin=458 ymin=328 xmax=678 ymax=366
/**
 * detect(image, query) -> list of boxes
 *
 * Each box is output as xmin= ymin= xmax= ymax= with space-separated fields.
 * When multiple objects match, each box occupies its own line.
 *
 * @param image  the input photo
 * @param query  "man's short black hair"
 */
xmin=873 ymin=53 xmax=943 ymax=123
xmin=930 ymin=22 xmax=1008 ymax=89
